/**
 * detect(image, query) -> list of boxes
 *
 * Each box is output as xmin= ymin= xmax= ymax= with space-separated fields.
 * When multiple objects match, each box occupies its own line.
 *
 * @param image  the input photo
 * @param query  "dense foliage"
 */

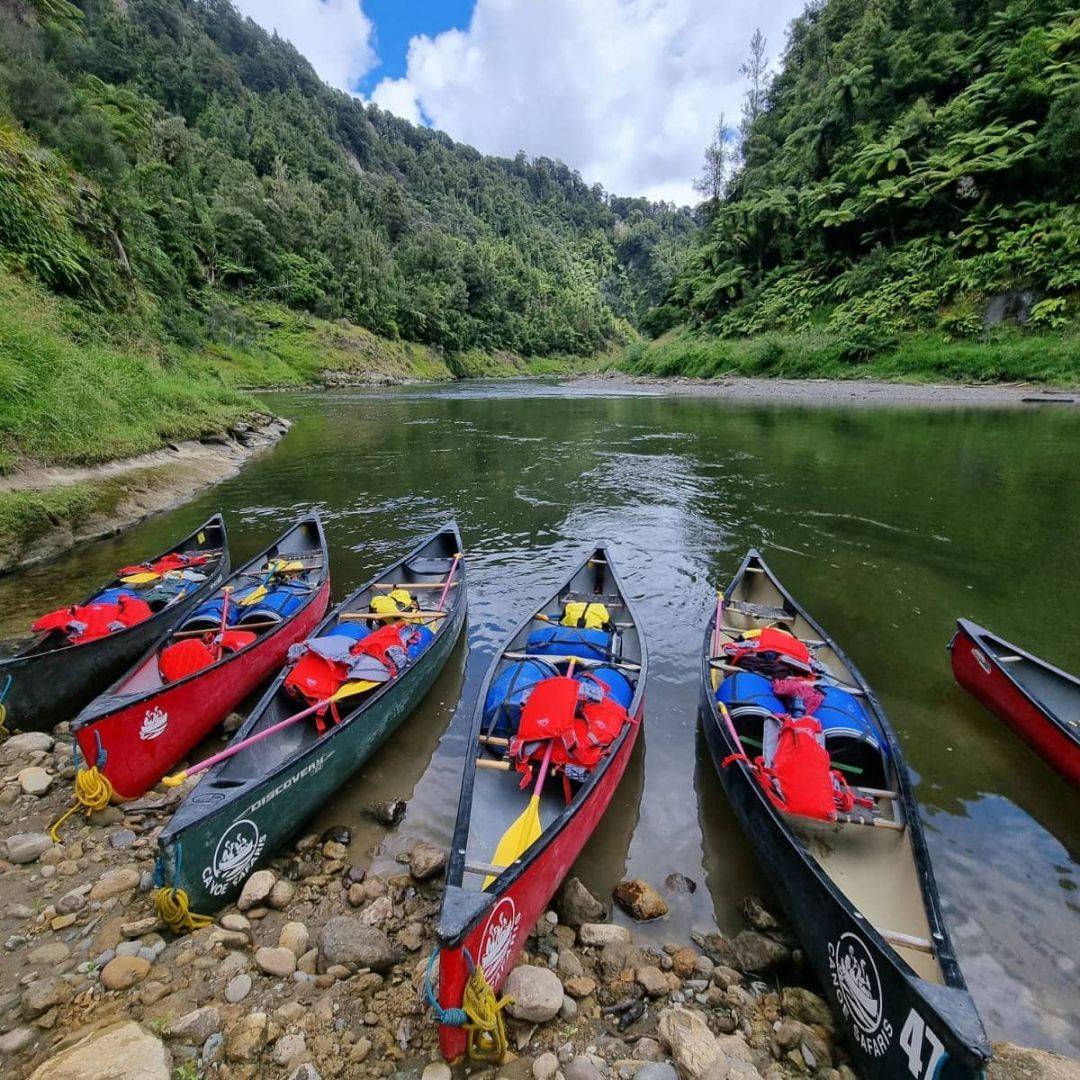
xmin=656 ymin=0 xmax=1079 ymax=352
xmin=0 ymin=0 xmax=694 ymax=358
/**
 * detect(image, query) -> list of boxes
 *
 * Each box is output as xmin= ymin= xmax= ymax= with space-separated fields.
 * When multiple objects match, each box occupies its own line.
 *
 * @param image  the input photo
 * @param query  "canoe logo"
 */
xmin=478 ymin=897 xmax=522 ymax=987
xmin=202 ymin=818 xmax=266 ymax=897
xmin=828 ymin=932 xmax=892 ymax=1057
xmin=139 ymin=707 xmax=168 ymax=741
xmin=972 ymin=648 xmax=992 ymax=675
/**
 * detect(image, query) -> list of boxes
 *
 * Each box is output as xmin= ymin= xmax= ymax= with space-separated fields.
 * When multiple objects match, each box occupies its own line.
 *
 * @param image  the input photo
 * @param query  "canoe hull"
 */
xmin=700 ymin=694 xmax=987 ymax=1079
xmin=158 ymin=589 xmax=466 ymax=912
xmin=950 ymin=622 xmax=1080 ymax=785
xmin=74 ymin=579 xmax=330 ymax=800
xmin=437 ymin=699 xmax=642 ymax=1063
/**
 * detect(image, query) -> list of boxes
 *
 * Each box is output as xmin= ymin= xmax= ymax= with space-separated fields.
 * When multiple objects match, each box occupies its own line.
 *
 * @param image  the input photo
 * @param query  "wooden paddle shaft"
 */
xmin=339 ymin=611 xmax=448 ymax=622
xmin=171 ymin=621 xmax=279 ymax=638
xmin=372 ymin=581 xmax=461 ymax=590
xmin=504 ymin=651 xmax=640 ymax=672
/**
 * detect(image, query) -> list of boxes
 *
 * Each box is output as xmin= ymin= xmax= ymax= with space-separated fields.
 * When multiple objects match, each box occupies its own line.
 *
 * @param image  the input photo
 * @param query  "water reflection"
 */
xmin=1 ymin=380 xmax=1077 ymax=1054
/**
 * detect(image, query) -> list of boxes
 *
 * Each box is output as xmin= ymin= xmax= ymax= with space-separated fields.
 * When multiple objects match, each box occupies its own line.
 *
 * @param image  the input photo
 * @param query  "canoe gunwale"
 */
xmin=438 ymin=543 xmax=648 ymax=948
xmin=952 ymin=617 xmax=1080 ymax=750
xmin=72 ymin=513 xmax=326 ymax=730
xmin=161 ymin=521 xmax=466 ymax=838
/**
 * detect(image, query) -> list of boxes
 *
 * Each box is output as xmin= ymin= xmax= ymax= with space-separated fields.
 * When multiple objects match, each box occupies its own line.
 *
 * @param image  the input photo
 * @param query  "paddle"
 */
xmin=212 ymin=587 xmax=232 ymax=661
xmin=120 ymin=571 xmax=162 ymax=585
xmin=710 ymin=592 xmax=724 ymax=691
xmin=161 ymin=680 xmax=376 ymax=787
xmin=435 ymin=553 xmax=462 ymax=614
xmin=483 ymin=658 xmax=575 ymax=888
xmin=239 ymin=558 xmax=312 ymax=607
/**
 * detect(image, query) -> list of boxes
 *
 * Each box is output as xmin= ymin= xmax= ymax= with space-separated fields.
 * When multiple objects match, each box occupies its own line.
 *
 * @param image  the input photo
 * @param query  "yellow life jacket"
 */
xmin=562 ymin=601 xmax=610 ymax=630
xmin=371 ymin=589 xmax=415 ymax=616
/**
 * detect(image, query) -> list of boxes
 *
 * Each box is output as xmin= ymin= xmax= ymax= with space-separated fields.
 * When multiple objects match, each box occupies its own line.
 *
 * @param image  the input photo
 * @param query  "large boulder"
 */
xmin=317 ymin=917 xmax=395 ymax=973
xmin=558 ymin=877 xmax=607 ymax=926
xmin=613 ymin=879 xmax=669 ymax=921
xmin=29 ymin=1021 xmax=171 ymax=1080
xmin=504 ymin=965 xmax=565 ymax=1022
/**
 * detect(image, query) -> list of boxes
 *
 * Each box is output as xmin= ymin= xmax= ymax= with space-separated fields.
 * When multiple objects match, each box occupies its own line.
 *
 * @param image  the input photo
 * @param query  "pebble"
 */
xmin=100 ymin=955 xmax=151 ymax=990
xmin=565 ymin=1056 xmax=605 ymax=1080
xmin=21 ymin=976 xmax=73 ymax=1017
xmin=18 ymin=767 xmax=53 ymax=796
xmin=408 ymin=840 xmax=447 ymax=880
xmin=256 ymin=946 xmax=298 ymax=978
xmin=28 ymin=942 xmax=71 ymax=965
xmin=365 ymin=799 xmax=406 ymax=826
xmin=238 ymin=869 xmax=276 ymax=911
xmin=0 ymin=1026 xmax=34 ymax=1056
xmin=225 ymin=973 xmax=252 ymax=1002
xmin=534 ymin=1051 xmax=560 ymax=1080
xmin=635 ymin=1065 xmax=677 ymax=1080
xmin=220 ymin=913 xmax=250 ymax=932
xmin=578 ymin=922 xmax=631 ymax=947
xmin=166 ymin=1006 xmax=222 ymax=1043
xmin=108 ymin=829 xmax=136 ymax=849
xmin=613 ymin=879 xmax=669 ymax=921
xmin=421 ymin=1063 xmax=452 ymax=1080
xmin=504 ymin=965 xmax=564 ymax=1022
xmin=279 ymin=921 xmax=310 ymax=957
xmin=4 ymin=832 xmax=54 ymax=865
xmin=2 ymin=732 xmax=54 ymax=756
xmin=321 ymin=825 xmax=351 ymax=846
xmin=89 ymin=866 xmax=140 ymax=901
xmin=273 ymin=1031 xmax=307 ymax=1066
xmin=269 ymin=878 xmax=296 ymax=908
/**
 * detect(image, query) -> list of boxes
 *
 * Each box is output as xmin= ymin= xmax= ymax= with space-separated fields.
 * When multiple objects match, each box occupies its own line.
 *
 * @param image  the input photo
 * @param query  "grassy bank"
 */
xmin=617 ymin=326 xmax=1080 ymax=386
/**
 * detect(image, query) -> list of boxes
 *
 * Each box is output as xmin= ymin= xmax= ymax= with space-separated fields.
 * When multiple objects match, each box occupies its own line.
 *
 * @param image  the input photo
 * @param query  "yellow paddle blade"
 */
xmin=334 ymin=680 xmax=378 ymax=699
xmin=162 ymin=770 xmax=187 ymax=788
xmin=121 ymin=572 xmax=160 ymax=585
xmin=238 ymin=585 xmax=268 ymax=607
xmin=484 ymin=794 xmax=542 ymax=889
xmin=268 ymin=559 xmax=305 ymax=573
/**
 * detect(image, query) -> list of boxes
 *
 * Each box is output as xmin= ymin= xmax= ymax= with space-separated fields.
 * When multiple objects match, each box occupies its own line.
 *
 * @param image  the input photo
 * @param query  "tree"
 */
xmin=693 ymin=113 xmax=730 ymax=211
xmin=739 ymin=29 xmax=770 ymax=135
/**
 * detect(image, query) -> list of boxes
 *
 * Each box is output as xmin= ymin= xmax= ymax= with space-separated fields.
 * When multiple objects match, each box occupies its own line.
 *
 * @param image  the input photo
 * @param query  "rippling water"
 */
xmin=2 ymin=380 xmax=1077 ymax=1055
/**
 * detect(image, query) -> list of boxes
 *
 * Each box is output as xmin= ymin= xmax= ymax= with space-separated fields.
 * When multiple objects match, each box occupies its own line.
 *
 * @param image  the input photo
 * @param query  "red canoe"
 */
xmin=435 ymin=546 xmax=647 ymax=1063
xmin=72 ymin=515 xmax=330 ymax=800
xmin=950 ymin=618 xmax=1080 ymax=786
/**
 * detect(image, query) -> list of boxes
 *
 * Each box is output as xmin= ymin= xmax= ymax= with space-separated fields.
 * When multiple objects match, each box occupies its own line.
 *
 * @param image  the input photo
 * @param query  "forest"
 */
xmin=634 ymin=0 xmax=1079 ymax=378
xmin=0 ymin=0 xmax=694 ymax=362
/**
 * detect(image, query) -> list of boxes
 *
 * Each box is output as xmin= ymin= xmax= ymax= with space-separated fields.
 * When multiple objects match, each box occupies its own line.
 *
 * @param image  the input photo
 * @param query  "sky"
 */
xmin=232 ymin=0 xmax=804 ymax=207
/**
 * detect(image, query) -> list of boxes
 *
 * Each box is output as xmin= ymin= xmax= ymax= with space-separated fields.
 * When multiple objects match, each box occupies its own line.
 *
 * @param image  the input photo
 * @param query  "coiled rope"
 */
xmin=424 ymin=948 xmax=512 ymax=1063
xmin=154 ymin=887 xmax=212 ymax=934
xmin=48 ymin=767 xmax=114 ymax=843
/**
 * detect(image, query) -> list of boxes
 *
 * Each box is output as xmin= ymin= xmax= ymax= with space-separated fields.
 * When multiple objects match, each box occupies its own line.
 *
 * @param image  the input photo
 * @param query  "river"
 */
xmin=1 ymin=379 xmax=1077 ymax=1056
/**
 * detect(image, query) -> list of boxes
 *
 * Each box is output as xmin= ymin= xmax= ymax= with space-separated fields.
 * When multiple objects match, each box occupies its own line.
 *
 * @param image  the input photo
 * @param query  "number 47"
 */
xmin=900 ymin=1010 xmax=947 ymax=1079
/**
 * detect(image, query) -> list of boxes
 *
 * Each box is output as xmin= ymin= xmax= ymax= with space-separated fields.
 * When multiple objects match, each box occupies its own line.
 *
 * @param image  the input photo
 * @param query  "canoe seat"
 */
xmin=725 ymin=598 xmax=792 ymax=622
xmin=404 ymin=556 xmax=456 ymax=576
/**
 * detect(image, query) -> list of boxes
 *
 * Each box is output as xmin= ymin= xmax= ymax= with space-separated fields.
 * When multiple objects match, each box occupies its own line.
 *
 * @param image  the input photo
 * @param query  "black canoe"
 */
xmin=437 ymin=546 xmax=647 ymax=1062
xmin=701 ymin=551 xmax=989 ymax=1080
xmin=156 ymin=522 xmax=466 ymax=914
xmin=0 ymin=514 xmax=229 ymax=733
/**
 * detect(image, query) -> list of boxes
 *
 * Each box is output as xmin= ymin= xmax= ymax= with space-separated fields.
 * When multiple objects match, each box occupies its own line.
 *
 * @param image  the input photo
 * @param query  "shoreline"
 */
xmin=0 ymin=416 xmax=290 ymax=575
xmin=572 ymin=373 xmax=1080 ymax=409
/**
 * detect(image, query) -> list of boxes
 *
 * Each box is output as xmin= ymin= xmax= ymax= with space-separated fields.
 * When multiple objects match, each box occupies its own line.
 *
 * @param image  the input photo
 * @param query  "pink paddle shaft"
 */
xmin=183 ymin=695 xmax=330 ymax=779
xmin=531 ymin=656 xmax=575 ymax=794
xmin=436 ymin=554 xmax=461 ymax=611
xmin=213 ymin=588 xmax=231 ymax=661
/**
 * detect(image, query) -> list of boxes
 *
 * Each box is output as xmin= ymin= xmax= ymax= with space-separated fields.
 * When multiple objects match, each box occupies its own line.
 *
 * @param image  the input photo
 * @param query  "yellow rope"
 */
xmin=154 ymin=887 xmax=212 ymax=934
xmin=463 ymin=964 xmax=512 ymax=1063
xmin=48 ymin=767 xmax=114 ymax=843
xmin=0 ymin=702 xmax=8 ymax=741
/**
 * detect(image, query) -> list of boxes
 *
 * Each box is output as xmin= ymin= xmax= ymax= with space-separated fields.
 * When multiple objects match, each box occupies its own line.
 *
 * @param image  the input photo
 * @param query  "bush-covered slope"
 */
xmin=0 ymin=0 xmax=694 ymax=363
xmin=651 ymin=0 xmax=1078 ymax=363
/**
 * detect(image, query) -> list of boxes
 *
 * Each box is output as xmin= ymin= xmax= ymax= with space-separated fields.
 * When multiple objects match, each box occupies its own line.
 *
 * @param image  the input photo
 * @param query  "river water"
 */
xmin=1 ymin=380 xmax=1077 ymax=1056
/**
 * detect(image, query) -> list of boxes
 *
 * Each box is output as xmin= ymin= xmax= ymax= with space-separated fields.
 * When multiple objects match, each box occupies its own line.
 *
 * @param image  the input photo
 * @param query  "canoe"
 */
xmin=701 ymin=551 xmax=989 ymax=1080
xmin=0 ymin=515 xmax=229 ymax=734
xmin=436 ymin=546 xmax=647 ymax=1063
xmin=71 ymin=515 xmax=330 ymax=801
xmin=950 ymin=618 xmax=1079 ymax=786
xmin=155 ymin=523 xmax=466 ymax=915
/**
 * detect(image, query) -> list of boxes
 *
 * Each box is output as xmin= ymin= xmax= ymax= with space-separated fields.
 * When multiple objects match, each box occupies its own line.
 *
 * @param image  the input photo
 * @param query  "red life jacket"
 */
xmin=119 ymin=552 xmax=208 ymax=577
xmin=33 ymin=595 xmax=153 ymax=644
xmin=284 ymin=651 xmax=348 ymax=705
xmin=350 ymin=623 xmax=410 ymax=676
xmin=766 ymin=715 xmax=836 ymax=820
xmin=724 ymin=627 xmax=812 ymax=675
xmin=158 ymin=630 xmax=255 ymax=682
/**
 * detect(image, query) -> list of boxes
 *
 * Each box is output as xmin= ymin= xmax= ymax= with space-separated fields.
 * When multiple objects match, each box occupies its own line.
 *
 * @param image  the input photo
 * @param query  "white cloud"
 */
xmin=371 ymin=0 xmax=803 ymax=205
xmin=232 ymin=0 xmax=377 ymax=93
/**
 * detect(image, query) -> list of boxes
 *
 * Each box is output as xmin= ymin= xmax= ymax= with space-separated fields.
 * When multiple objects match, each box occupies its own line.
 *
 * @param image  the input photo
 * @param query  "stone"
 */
xmin=28 ymin=942 xmax=71 ymax=965
xmin=558 ymin=950 xmax=585 ymax=977
xmin=566 ymin=1056 xmax=605 ymax=1080
xmin=100 ymin=955 xmax=151 ymax=990
xmin=22 ymin=977 xmax=73 ymax=1018
xmin=89 ymin=866 xmax=140 ymax=901
xmin=534 ymin=1052 xmax=560 ymax=1080
xmin=988 ymin=1042 xmax=1080 ymax=1080
xmin=613 ymin=879 xmax=669 ymax=921
xmin=559 ymin=876 xmax=607 ymax=925
xmin=2 ymin=732 xmax=54 ymax=757
xmin=18 ymin=767 xmax=53 ymax=796
xmin=225 ymin=973 xmax=252 ymax=1003
xmin=636 ymin=965 xmax=669 ymax=997
xmin=0 ymin=1026 xmax=34 ymax=1057
xmin=599 ymin=940 xmax=638 ymax=981
xmin=731 ymin=933 xmax=789 ymax=974
xmin=256 ymin=946 xmax=297 ymax=978
xmin=273 ymin=1032 xmax=306 ymax=1066
xmin=27 ymin=1021 xmax=170 ymax=1080
xmin=5 ymin=832 xmax=54 ymax=865
xmin=279 ymin=921 xmax=310 ymax=957
xmin=671 ymin=948 xmax=700 ymax=979
xmin=563 ymin=975 xmax=597 ymax=998
xmin=658 ymin=1007 xmax=724 ymax=1080
xmin=504 ymin=965 xmax=564 ymax=1022
xmin=365 ymin=799 xmax=406 ymax=826
xmin=166 ymin=1006 xmax=222 ymax=1044
xmin=297 ymin=947 xmax=319 ymax=975
xmin=422 ymin=1064 xmax=453 ymax=1080
xmin=109 ymin=829 xmax=136 ymax=850
xmin=637 ymin=1066 xmax=679 ymax=1080
xmin=321 ymin=824 xmax=351 ymax=845
xmin=779 ymin=987 xmax=833 ymax=1030
xmin=740 ymin=897 xmax=778 ymax=932
xmin=560 ymin=995 xmax=579 ymax=1020
xmin=269 ymin=878 xmax=296 ymax=908
xmin=220 ymin=913 xmax=250 ymax=932
xmin=664 ymin=873 xmax=698 ymax=895
xmin=289 ymin=1064 xmax=321 ymax=1080
xmin=322 ymin=840 xmax=348 ymax=861
xmin=578 ymin=922 xmax=631 ymax=947
xmin=634 ymin=1038 xmax=665 ymax=1061
xmin=226 ymin=1012 xmax=268 ymax=1062
xmin=318 ymin=917 xmax=395 ymax=973
xmin=359 ymin=895 xmax=393 ymax=926
xmin=408 ymin=840 xmax=447 ymax=880
xmin=237 ymin=869 xmax=276 ymax=911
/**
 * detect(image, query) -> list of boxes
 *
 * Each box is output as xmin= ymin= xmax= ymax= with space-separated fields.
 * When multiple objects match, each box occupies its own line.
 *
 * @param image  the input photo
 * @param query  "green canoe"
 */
xmin=155 ymin=521 xmax=466 ymax=916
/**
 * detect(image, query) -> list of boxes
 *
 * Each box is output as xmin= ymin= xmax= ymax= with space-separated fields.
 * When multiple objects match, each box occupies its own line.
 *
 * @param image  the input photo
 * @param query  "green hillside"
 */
xmin=634 ymin=0 xmax=1079 ymax=380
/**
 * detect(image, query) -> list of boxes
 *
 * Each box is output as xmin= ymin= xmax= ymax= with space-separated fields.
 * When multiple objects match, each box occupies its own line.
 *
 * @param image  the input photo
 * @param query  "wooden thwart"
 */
xmin=372 ymin=581 xmax=461 ymax=591
xmin=172 ymin=620 xmax=279 ymax=638
xmin=339 ymin=610 xmax=448 ymax=622
xmin=464 ymin=860 xmax=507 ymax=878
xmin=476 ymin=758 xmax=511 ymax=771
xmin=880 ymin=929 xmax=935 ymax=955
xmin=503 ymin=651 xmax=640 ymax=672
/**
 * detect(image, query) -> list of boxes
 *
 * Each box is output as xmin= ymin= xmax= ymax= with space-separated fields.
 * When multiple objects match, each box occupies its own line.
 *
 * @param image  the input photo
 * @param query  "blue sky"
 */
xmin=355 ymin=0 xmax=474 ymax=96
xmin=234 ymin=0 xmax=805 ymax=205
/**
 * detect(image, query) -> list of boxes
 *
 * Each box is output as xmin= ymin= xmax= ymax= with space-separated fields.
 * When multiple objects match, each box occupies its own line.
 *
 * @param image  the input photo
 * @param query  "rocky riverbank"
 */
xmin=1 ymin=729 xmax=1076 ymax=1080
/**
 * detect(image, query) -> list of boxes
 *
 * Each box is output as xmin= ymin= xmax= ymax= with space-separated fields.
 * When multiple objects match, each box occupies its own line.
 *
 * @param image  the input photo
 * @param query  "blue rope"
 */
xmin=424 ymin=948 xmax=468 ymax=1027
xmin=0 ymin=674 xmax=12 ymax=706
